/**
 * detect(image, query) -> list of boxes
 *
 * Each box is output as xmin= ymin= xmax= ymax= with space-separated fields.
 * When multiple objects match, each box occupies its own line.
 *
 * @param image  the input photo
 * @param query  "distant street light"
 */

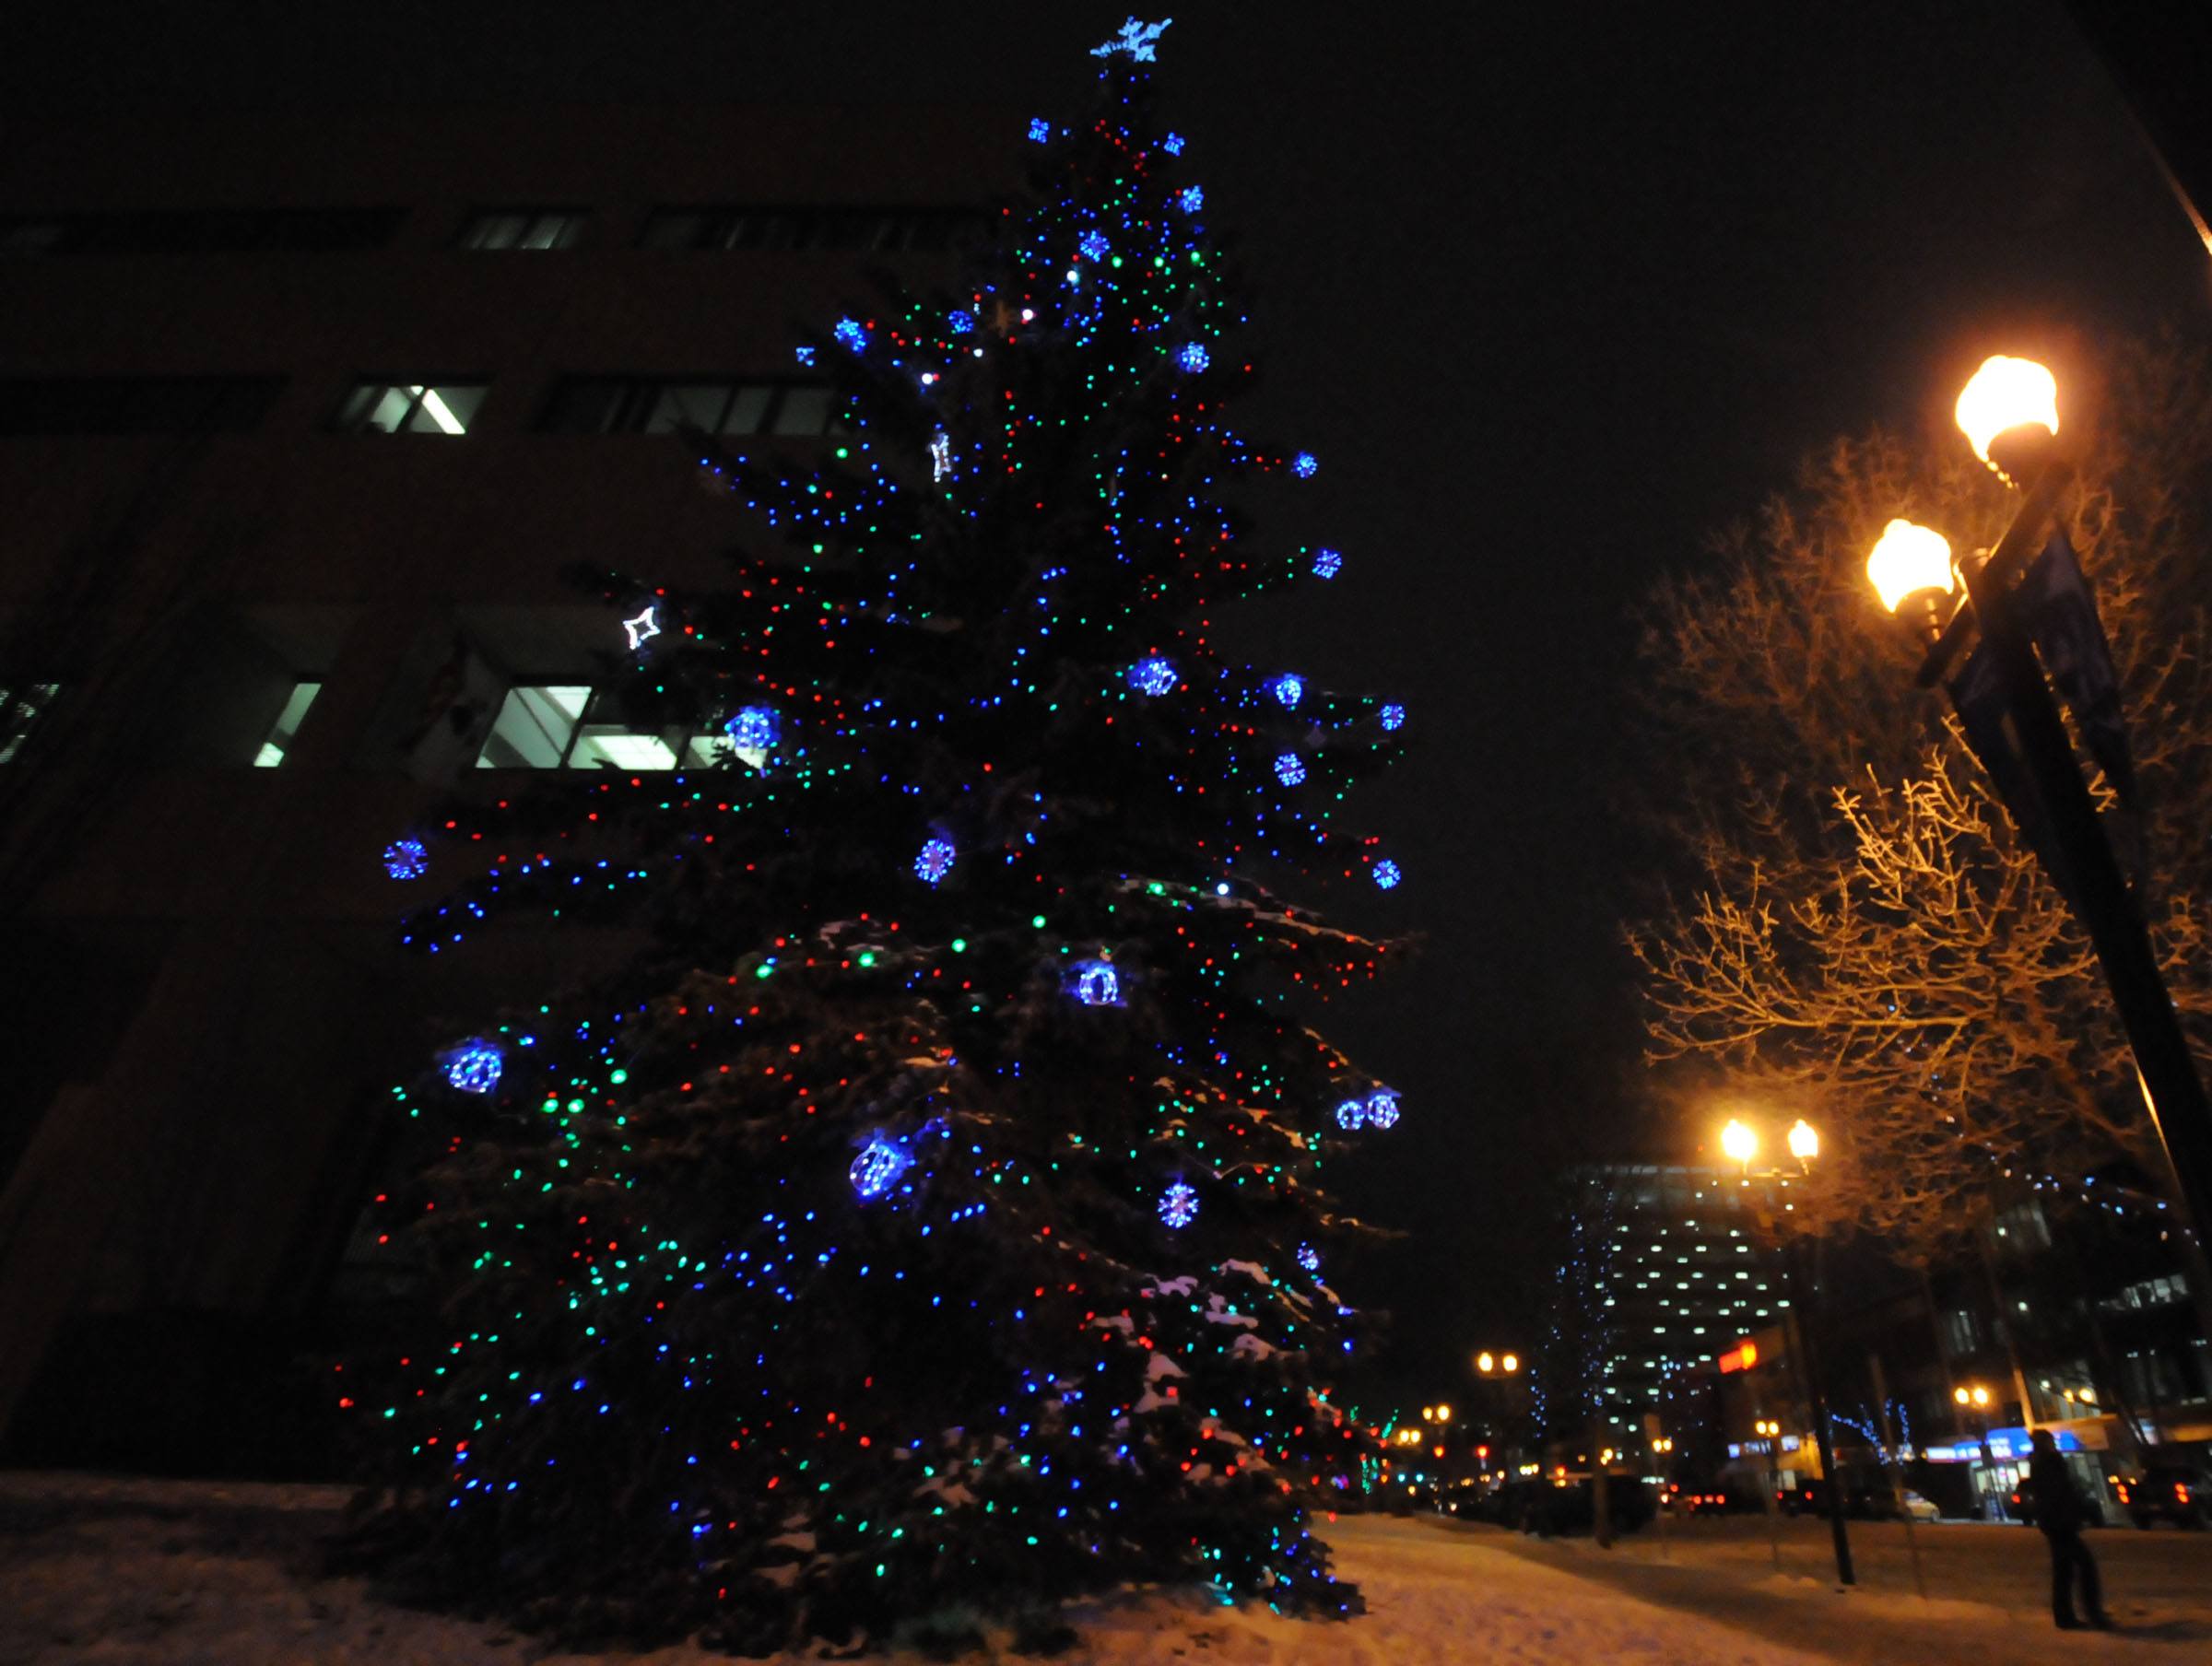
xmin=1720 ymin=1117 xmax=1855 ymax=1587
xmin=1865 ymin=353 xmax=2212 ymax=1335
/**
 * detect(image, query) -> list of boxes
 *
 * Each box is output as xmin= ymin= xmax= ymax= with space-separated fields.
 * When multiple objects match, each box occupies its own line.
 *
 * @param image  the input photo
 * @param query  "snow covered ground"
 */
xmin=3 ymin=1472 xmax=2207 ymax=1662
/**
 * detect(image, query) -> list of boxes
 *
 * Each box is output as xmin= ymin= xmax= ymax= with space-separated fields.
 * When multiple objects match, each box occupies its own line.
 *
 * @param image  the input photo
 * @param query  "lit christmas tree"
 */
xmin=344 ymin=21 xmax=1406 ymax=1651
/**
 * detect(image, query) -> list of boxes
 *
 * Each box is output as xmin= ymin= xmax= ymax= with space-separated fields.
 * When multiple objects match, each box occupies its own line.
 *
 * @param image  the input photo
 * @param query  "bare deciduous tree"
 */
xmin=1624 ymin=336 xmax=2212 ymax=1252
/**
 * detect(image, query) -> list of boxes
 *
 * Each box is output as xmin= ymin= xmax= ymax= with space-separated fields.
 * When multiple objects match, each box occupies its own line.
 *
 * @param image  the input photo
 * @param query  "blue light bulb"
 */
xmin=383 ymin=839 xmax=428 ymax=881
xmin=1275 ymin=754 xmax=1305 ymax=786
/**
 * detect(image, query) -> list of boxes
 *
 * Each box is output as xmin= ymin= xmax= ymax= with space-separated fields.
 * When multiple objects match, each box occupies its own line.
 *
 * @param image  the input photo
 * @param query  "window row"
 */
xmin=3 ymin=204 xmax=981 ymax=257
xmin=0 ymin=376 xmax=840 ymax=439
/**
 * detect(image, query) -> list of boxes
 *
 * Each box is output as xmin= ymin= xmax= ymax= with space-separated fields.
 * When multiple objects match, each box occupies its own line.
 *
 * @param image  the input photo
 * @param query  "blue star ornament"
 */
xmin=1092 ymin=17 xmax=1172 ymax=63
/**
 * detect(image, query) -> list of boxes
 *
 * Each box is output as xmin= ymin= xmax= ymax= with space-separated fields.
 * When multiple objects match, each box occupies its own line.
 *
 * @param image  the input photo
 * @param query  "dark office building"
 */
xmin=0 ymin=100 xmax=1008 ymax=1472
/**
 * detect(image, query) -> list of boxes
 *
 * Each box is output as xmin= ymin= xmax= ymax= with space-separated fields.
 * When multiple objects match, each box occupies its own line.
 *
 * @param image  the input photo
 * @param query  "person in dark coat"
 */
xmin=2029 ymin=1428 xmax=2110 ymax=1629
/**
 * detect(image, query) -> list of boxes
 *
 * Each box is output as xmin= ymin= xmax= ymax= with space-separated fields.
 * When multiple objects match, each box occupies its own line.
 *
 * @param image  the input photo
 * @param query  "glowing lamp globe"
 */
xmin=1865 ymin=520 xmax=1954 ymax=615
xmin=1720 ymin=1118 xmax=1759 ymax=1167
xmin=1786 ymin=1118 xmax=1819 ymax=1165
xmin=1955 ymin=355 xmax=2057 ymax=479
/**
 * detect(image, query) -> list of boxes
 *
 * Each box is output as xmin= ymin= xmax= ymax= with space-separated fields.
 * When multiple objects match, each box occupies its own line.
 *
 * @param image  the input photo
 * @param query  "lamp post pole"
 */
xmin=1868 ymin=358 xmax=2212 ymax=1351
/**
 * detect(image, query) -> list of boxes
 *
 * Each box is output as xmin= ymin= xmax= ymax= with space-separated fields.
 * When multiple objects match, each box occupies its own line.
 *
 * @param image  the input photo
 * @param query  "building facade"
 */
xmin=0 ymin=100 xmax=1010 ymax=1472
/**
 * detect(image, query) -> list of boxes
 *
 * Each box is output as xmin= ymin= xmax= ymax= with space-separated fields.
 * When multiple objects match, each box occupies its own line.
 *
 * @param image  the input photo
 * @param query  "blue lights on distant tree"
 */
xmin=1177 ymin=185 xmax=1205 ymax=213
xmin=1163 ymin=131 xmax=1185 ymax=155
xmin=383 ymin=839 xmax=428 ymax=881
xmin=1380 ymin=702 xmax=1406 ymax=732
xmin=724 ymin=705 xmax=780 ymax=753
xmin=1129 ymin=657 xmax=1178 ymax=696
xmin=1312 ymin=547 xmax=1342 ymax=580
xmin=1291 ymin=452 xmax=1318 ymax=478
xmin=915 ymin=837 xmax=957 ymax=886
xmin=1365 ymin=1090 xmax=1401 ymax=1130
xmin=1159 ymin=1180 xmax=1199 ymax=1228
xmin=833 ymin=318 xmax=867 ymax=353
xmin=1029 ymin=117 xmax=1053 ymax=143
xmin=1071 ymin=959 xmax=1123 ymax=1006
xmin=1178 ymin=343 xmax=1210 ymax=373
xmin=444 ymin=1038 xmax=503 ymax=1095
xmin=850 ymin=1138 xmax=913 ymax=1201
xmin=1268 ymin=674 xmax=1304 ymax=710
xmin=1079 ymin=229 xmax=1111 ymax=261
xmin=1335 ymin=1097 xmax=1368 ymax=1131
xmin=1275 ymin=753 xmax=1305 ymax=786
xmin=1373 ymin=860 xmax=1402 ymax=890
xmin=1297 ymin=1242 xmax=1321 ymax=1273
xmin=949 ymin=309 xmax=975 ymax=335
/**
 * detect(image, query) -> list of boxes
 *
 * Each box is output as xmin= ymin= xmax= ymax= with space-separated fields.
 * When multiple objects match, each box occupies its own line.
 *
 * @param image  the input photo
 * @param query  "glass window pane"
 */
xmin=539 ymin=379 xmax=621 ymax=433
xmin=640 ymin=211 xmax=702 ymax=251
xmin=771 ymin=385 xmax=831 ymax=436
xmin=646 ymin=383 xmax=732 ymax=434
xmin=404 ymin=384 xmax=484 ymax=434
xmin=518 ymin=214 xmax=570 ymax=250
xmin=721 ymin=384 xmax=772 ymax=434
xmin=468 ymin=213 xmax=527 ymax=250
xmin=253 ymin=680 xmax=322 ymax=768
xmin=477 ymin=684 xmax=589 ymax=768
xmin=361 ymin=386 xmax=417 ymax=433
xmin=568 ymin=728 xmax=679 ymax=770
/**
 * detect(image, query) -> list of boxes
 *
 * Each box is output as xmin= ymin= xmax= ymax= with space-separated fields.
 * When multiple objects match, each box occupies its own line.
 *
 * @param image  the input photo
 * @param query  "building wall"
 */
xmin=0 ymin=100 xmax=1015 ymax=1471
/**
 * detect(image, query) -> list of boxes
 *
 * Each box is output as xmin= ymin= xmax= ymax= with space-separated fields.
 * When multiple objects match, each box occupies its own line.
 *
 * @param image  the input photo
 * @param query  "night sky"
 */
xmin=16 ymin=1 xmax=2206 ymax=1397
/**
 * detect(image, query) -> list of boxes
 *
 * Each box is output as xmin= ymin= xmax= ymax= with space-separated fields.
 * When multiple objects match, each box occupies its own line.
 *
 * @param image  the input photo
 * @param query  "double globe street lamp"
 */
xmin=1865 ymin=357 xmax=2212 ymax=1337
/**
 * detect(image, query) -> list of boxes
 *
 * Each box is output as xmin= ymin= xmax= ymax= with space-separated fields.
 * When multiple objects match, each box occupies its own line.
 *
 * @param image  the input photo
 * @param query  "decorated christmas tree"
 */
xmin=345 ymin=20 xmax=1409 ymax=1651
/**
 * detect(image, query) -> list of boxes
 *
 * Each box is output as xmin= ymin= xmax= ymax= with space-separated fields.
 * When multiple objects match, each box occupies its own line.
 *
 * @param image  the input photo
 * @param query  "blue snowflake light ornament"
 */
xmin=1028 ymin=117 xmax=1053 ymax=143
xmin=1335 ymin=1097 xmax=1368 ymax=1131
xmin=1177 ymin=185 xmax=1205 ymax=214
xmin=1079 ymin=229 xmax=1111 ymax=261
xmin=724 ymin=705 xmax=780 ymax=753
xmin=915 ymin=837 xmax=957 ymax=886
xmin=1291 ymin=452 xmax=1318 ymax=479
xmin=1159 ymin=1180 xmax=1199 ymax=1229
xmin=1297 ymin=1243 xmax=1321 ymax=1273
xmin=382 ymin=839 xmax=428 ymax=881
xmin=1163 ymin=132 xmax=1186 ymax=156
xmin=1373 ymin=860 xmax=1403 ymax=890
xmin=1275 ymin=754 xmax=1305 ymax=787
xmin=1267 ymin=674 xmax=1304 ymax=710
xmin=1177 ymin=342 xmax=1209 ymax=373
xmin=833 ymin=318 xmax=867 ymax=353
xmin=1091 ymin=17 xmax=1172 ymax=63
xmin=1128 ymin=657 xmax=1178 ymax=696
xmin=1312 ymin=547 xmax=1342 ymax=580
xmin=1366 ymin=1091 xmax=1401 ymax=1130
xmin=1380 ymin=702 xmax=1406 ymax=732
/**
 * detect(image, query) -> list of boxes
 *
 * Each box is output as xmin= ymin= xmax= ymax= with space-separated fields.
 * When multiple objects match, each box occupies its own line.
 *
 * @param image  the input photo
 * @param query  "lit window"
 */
xmin=1 ymin=681 xmax=61 ymax=762
xmin=477 ymin=685 xmax=719 ymax=770
xmin=333 ymin=381 xmax=488 ymax=435
xmin=460 ymin=208 xmax=586 ymax=250
xmin=253 ymin=681 xmax=322 ymax=767
xmin=535 ymin=377 xmax=833 ymax=437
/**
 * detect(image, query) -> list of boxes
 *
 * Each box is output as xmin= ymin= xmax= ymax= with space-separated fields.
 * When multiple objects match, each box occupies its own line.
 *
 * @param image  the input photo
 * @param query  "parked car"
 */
xmin=1901 ymin=1489 xmax=1941 ymax=1523
xmin=2112 ymin=1466 xmax=2209 ymax=1529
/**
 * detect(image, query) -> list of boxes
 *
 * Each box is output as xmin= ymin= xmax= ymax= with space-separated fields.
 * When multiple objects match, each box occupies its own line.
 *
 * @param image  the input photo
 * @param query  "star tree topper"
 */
xmin=1091 ymin=16 xmax=1171 ymax=63
xmin=622 ymin=605 xmax=661 ymax=650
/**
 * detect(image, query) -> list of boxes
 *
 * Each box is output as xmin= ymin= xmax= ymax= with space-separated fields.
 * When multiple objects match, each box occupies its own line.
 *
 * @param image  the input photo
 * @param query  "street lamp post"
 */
xmin=1954 ymin=1382 xmax=2002 ymax=1520
xmin=1724 ymin=1118 xmax=1857 ymax=1586
xmin=1866 ymin=357 xmax=2212 ymax=1346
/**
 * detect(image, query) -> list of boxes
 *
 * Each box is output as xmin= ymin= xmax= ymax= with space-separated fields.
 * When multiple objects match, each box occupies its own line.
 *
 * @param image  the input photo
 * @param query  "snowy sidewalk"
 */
xmin=3 ymin=1472 xmax=2204 ymax=1662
